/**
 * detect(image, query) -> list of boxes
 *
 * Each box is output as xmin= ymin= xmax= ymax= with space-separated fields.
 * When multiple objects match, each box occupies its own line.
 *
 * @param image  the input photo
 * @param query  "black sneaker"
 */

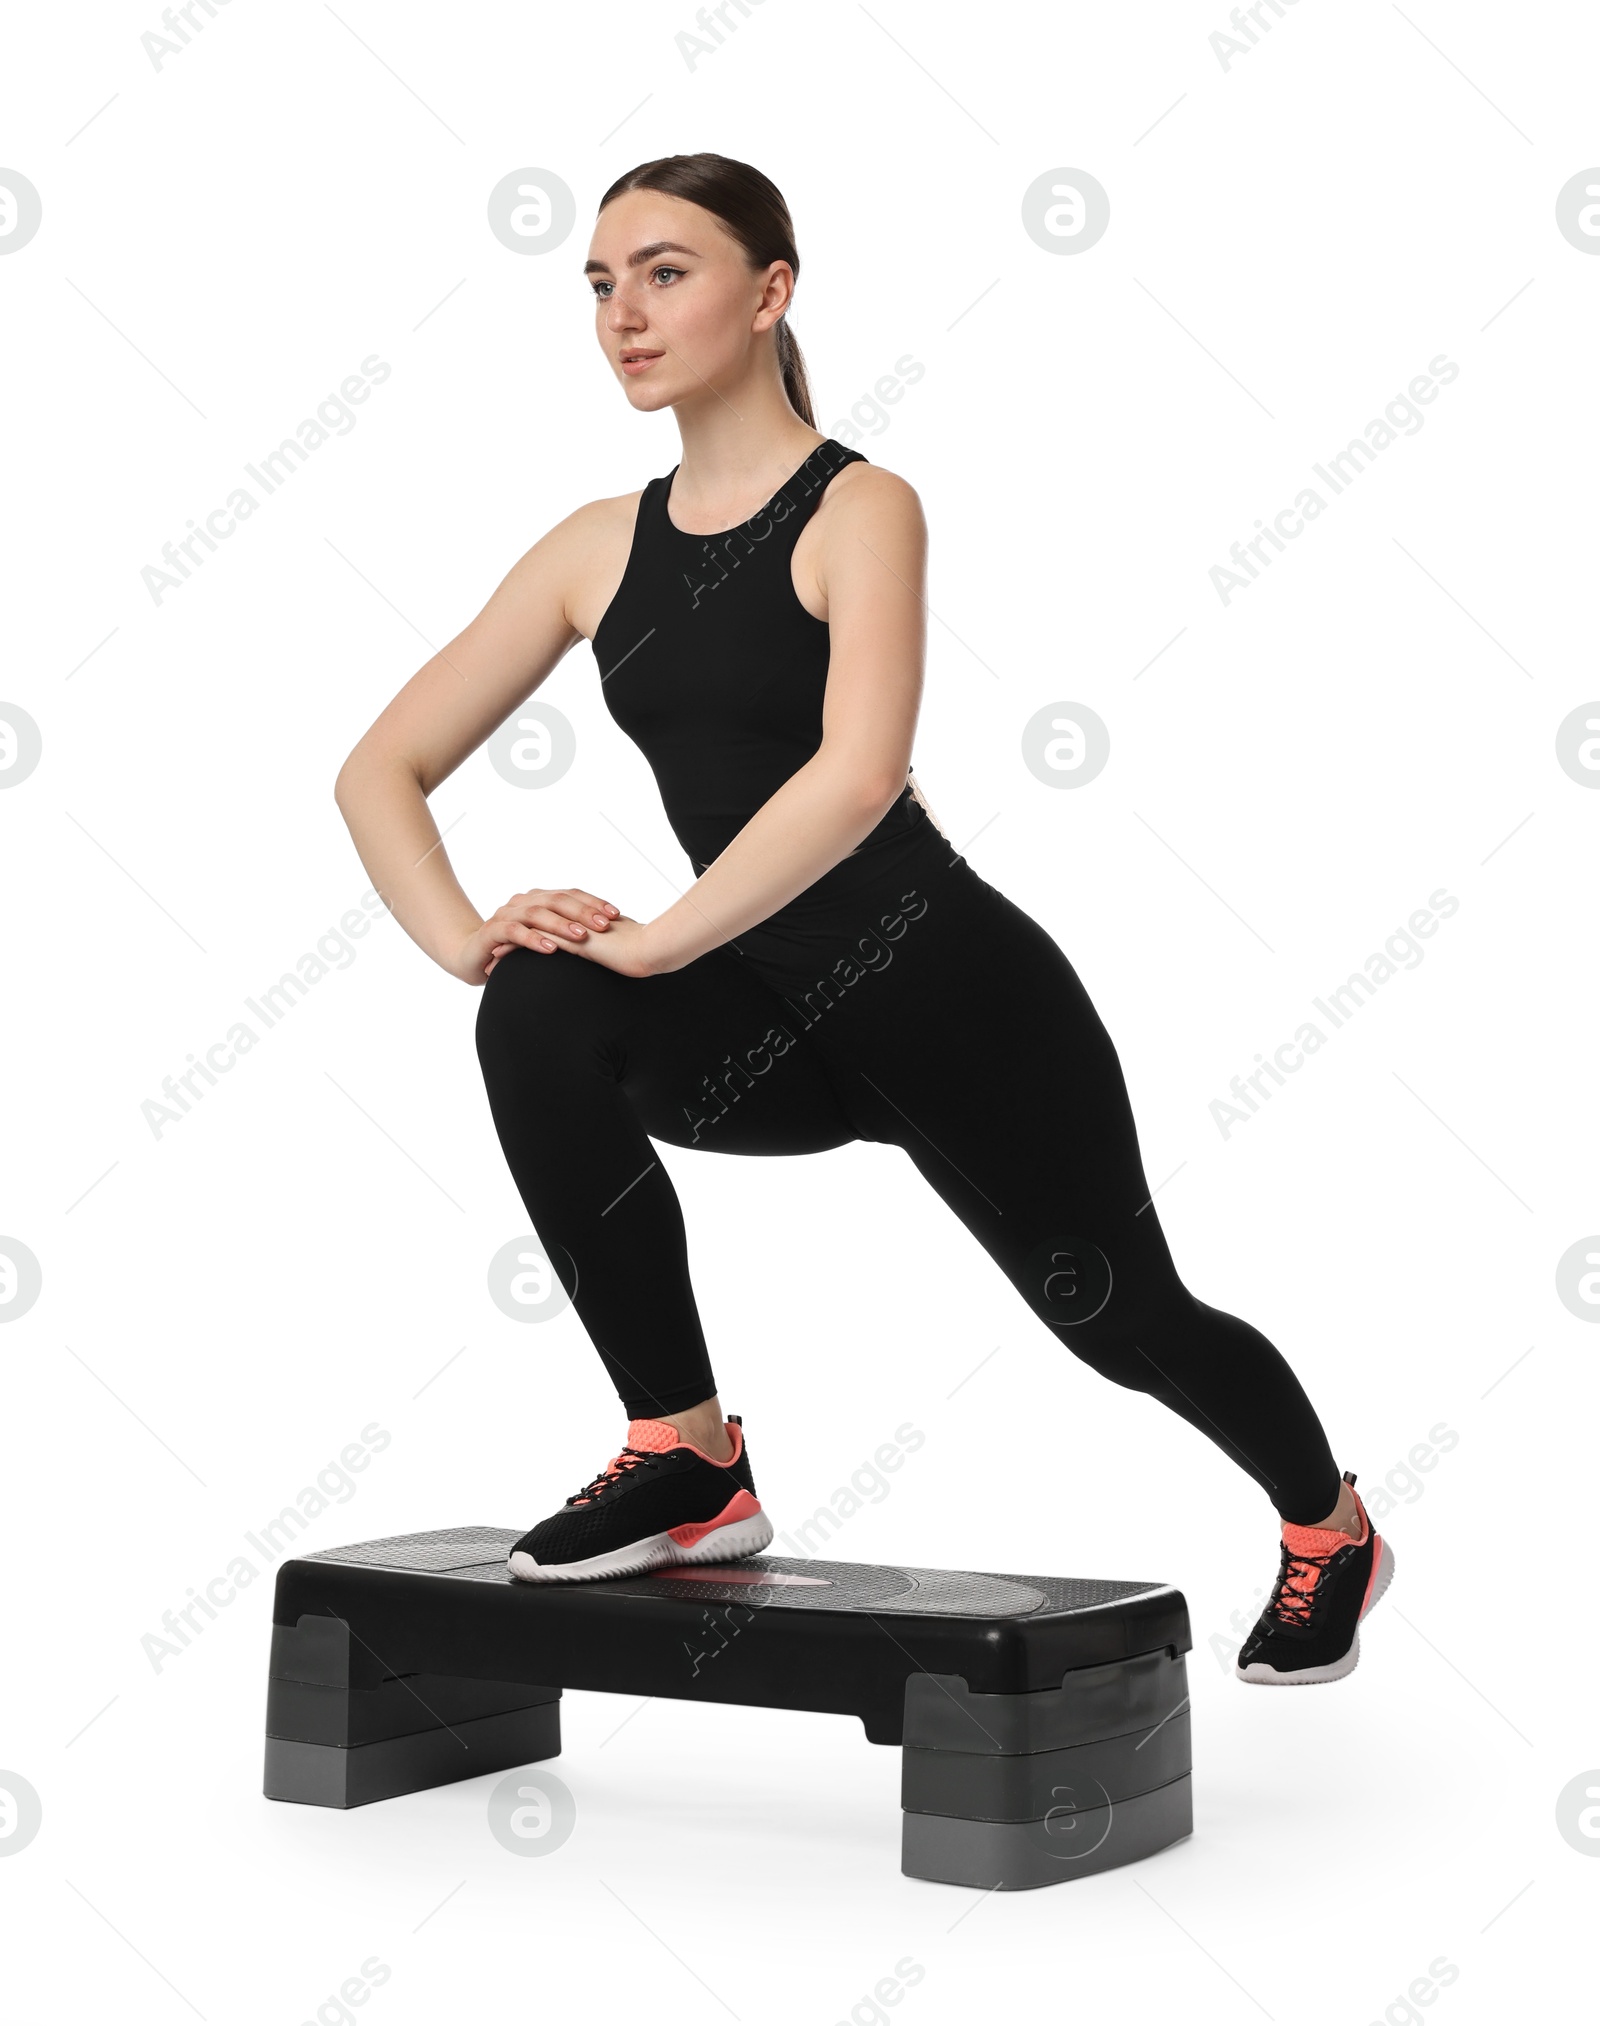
xmin=507 ymin=1414 xmax=773 ymax=1583
xmin=1235 ymin=1471 xmax=1396 ymax=1685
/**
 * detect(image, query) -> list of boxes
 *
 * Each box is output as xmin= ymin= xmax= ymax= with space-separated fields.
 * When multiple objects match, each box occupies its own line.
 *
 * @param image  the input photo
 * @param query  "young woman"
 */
xmin=334 ymin=153 xmax=1394 ymax=1685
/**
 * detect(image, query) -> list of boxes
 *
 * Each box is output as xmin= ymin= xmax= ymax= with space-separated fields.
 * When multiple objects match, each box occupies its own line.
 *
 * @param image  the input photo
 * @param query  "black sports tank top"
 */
xmin=592 ymin=437 xmax=943 ymax=958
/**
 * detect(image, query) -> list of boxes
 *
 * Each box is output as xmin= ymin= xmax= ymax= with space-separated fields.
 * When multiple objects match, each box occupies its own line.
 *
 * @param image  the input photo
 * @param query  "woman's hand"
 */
xmin=549 ymin=912 xmax=658 ymax=979
xmin=455 ymin=886 xmax=626 ymax=984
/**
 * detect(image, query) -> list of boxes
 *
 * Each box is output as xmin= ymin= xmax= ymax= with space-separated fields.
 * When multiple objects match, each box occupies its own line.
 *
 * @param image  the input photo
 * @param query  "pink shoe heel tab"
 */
xmin=680 ymin=1421 xmax=742 ymax=1466
xmin=1341 ymin=1475 xmax=1373 ymax=1547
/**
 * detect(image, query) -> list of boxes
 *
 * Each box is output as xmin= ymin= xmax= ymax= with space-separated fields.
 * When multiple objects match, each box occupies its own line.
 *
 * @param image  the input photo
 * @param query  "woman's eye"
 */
xmin=590 ymin=267 xmax=682 ymax=298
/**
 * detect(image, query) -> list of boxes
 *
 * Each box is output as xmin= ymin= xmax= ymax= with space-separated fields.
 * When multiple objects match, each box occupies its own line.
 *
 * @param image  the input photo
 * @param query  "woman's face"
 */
xmin=585 ymin=189 xmax=790 ymax=412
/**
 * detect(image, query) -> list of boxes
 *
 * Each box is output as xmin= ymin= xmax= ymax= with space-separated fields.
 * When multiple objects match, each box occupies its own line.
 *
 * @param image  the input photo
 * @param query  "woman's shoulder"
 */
xmin=520 ymin=484 xmax=649 ymax=596
xmin=535 ymin=482 xmax=667 ymax=643
xmin=826 ymin=445 xmax=920 ymax=503
xmin=815 ymin=448 xmax=924 ymax=536
xmin=547 ymin=483 xmax=651 ymax=548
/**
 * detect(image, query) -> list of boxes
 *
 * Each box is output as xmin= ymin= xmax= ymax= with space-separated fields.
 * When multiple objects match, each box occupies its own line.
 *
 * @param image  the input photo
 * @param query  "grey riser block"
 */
xmin=268 ymin=1614 xmax=383 ymax=1691
xmin=902 ymin=1773 xmax=1193 ymax=1890
xmin=264 ymin=1700 xmax=561 ymax=1809
xmin=267 ymin=1671 xmax=560 ymax=1749
xmin=903 ymin=1709 xmax=1191 ymax=1822
xmin=904 ymin=1650 xmax=1189 ymax=1753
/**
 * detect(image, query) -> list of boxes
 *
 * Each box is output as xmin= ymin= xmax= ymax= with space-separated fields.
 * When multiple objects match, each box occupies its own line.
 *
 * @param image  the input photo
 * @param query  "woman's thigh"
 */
xmin=779 ymin=865 xmax=1187 ymax=1321
xmin=477 ymin=940 xmax=862 ymax=1158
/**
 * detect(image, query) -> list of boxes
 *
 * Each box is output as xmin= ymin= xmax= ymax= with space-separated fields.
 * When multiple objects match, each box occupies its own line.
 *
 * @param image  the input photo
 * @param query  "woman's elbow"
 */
xmin=819 ymin=745 xmax=906 ymax=816
xmin=336 ymin=740 xmax=410 ymax=797
xmin=333 ymin=744 xmax=393 ymax=812
xmin=857 ymin=766 xmax=909 ymax=817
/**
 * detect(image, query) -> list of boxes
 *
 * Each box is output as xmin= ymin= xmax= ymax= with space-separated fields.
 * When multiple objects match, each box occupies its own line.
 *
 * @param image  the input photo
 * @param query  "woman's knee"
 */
xmin=474 ymin=946 xmax=616 ymax=1071
xmin=1011 ymin=1227 xmax=1198 ymax=1382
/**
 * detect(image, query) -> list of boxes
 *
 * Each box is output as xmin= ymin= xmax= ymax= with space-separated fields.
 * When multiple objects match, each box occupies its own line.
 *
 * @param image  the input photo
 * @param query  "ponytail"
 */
xmin=773 ymin=315 xmax=814 ymax=428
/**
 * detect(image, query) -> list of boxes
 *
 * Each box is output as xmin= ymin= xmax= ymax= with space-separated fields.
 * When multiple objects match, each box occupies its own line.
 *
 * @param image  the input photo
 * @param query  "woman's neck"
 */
xmin=668 ymin=382 xmax=825 ymax=532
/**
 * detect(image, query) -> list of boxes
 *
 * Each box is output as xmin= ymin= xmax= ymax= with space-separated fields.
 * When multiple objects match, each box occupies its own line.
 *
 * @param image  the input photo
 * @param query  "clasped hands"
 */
xmin=458 ymin=886 xmax=664 ymax=983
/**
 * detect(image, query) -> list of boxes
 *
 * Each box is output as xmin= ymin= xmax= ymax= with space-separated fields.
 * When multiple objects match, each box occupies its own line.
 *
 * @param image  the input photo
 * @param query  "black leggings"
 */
xmin=474 ymin=858 xmax=1342 ymax=1524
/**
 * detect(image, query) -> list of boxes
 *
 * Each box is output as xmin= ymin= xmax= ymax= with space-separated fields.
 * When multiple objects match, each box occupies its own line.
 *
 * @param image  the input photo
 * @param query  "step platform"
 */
xmin=264 ymin=1526 xmax=1192 ymax=1891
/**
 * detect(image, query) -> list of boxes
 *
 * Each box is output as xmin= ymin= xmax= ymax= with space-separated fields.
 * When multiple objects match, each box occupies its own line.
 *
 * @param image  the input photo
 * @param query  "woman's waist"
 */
xmin=770 ymin=797 xmax=955 ymax=917
xmin=728 ymin=824 xmax=981 ymax=989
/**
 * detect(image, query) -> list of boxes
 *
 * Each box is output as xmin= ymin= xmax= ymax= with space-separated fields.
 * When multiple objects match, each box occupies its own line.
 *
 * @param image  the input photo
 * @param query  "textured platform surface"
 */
xmin=301 ymin=1525 xmax=1159 ymax=1616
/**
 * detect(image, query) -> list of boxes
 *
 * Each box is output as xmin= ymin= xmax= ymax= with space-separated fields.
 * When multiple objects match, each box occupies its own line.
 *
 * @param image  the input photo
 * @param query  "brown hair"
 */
xmin=596 ymin=152 xmax=814 ymax=427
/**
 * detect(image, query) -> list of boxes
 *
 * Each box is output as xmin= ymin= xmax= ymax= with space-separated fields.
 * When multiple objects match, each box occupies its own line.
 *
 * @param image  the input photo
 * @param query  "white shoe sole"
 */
xmin=1235 ymin=1534 xmax=1396 ymax=1686
xmin=507 ymin=1509 xmax=774 ymax=1585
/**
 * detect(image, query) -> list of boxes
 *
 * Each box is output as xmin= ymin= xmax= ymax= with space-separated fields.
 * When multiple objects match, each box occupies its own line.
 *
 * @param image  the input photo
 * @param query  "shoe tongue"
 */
xmin=625 ymin=1417 xmax=686 ymax=1454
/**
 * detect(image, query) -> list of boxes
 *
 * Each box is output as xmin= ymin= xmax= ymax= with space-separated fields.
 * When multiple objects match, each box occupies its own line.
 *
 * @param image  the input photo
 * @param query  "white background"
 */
xmin=2 ymin=1 xmax=1596 ymax=2020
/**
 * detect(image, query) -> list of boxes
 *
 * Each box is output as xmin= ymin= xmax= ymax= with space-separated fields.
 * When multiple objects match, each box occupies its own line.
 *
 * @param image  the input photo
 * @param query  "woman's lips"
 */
xmin=620 ymin=351 xmax=663 ymax=374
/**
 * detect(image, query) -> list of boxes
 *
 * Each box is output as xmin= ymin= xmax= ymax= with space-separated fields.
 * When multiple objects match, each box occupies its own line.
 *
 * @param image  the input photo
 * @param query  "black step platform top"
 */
xmin=273 ymin=1529 xmax=1189 ymax=1745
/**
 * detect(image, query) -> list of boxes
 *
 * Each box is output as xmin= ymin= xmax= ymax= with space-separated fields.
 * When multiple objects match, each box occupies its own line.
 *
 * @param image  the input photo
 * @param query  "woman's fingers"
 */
xmin=480 ymin=891 xmax=623 ymax=970
xmin=486 ymin=903 xmax=571 ymax=943
xmin=505 ymin=893 xmax=620 ymax=942
xmin=530 ymin=905 xmax=592 ymax=942
xmin=551 ymin=887 xmax=620 ymax=930
xmin=491 ymin=912 xmax=574 ymax=957
xmin=530 ymin=887 xmax=619 ymax=930
xmin=480 ymin=896 xmax=629 ymax=977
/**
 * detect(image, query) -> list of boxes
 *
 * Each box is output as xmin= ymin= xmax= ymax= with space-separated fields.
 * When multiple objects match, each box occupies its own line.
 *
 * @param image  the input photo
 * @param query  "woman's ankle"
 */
xmin=1305 ymin=1475 xmax=1362 ymax=1539
xmin=657 ymin=1398 xmax=733 ymax=1462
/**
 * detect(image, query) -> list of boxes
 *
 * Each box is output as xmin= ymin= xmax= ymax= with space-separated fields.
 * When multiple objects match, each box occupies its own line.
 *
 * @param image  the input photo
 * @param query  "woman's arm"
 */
xmin=637 ymin=465 xmax=928 ymax=975
xmin=333 ymin=500 xmax=626 ymax=984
